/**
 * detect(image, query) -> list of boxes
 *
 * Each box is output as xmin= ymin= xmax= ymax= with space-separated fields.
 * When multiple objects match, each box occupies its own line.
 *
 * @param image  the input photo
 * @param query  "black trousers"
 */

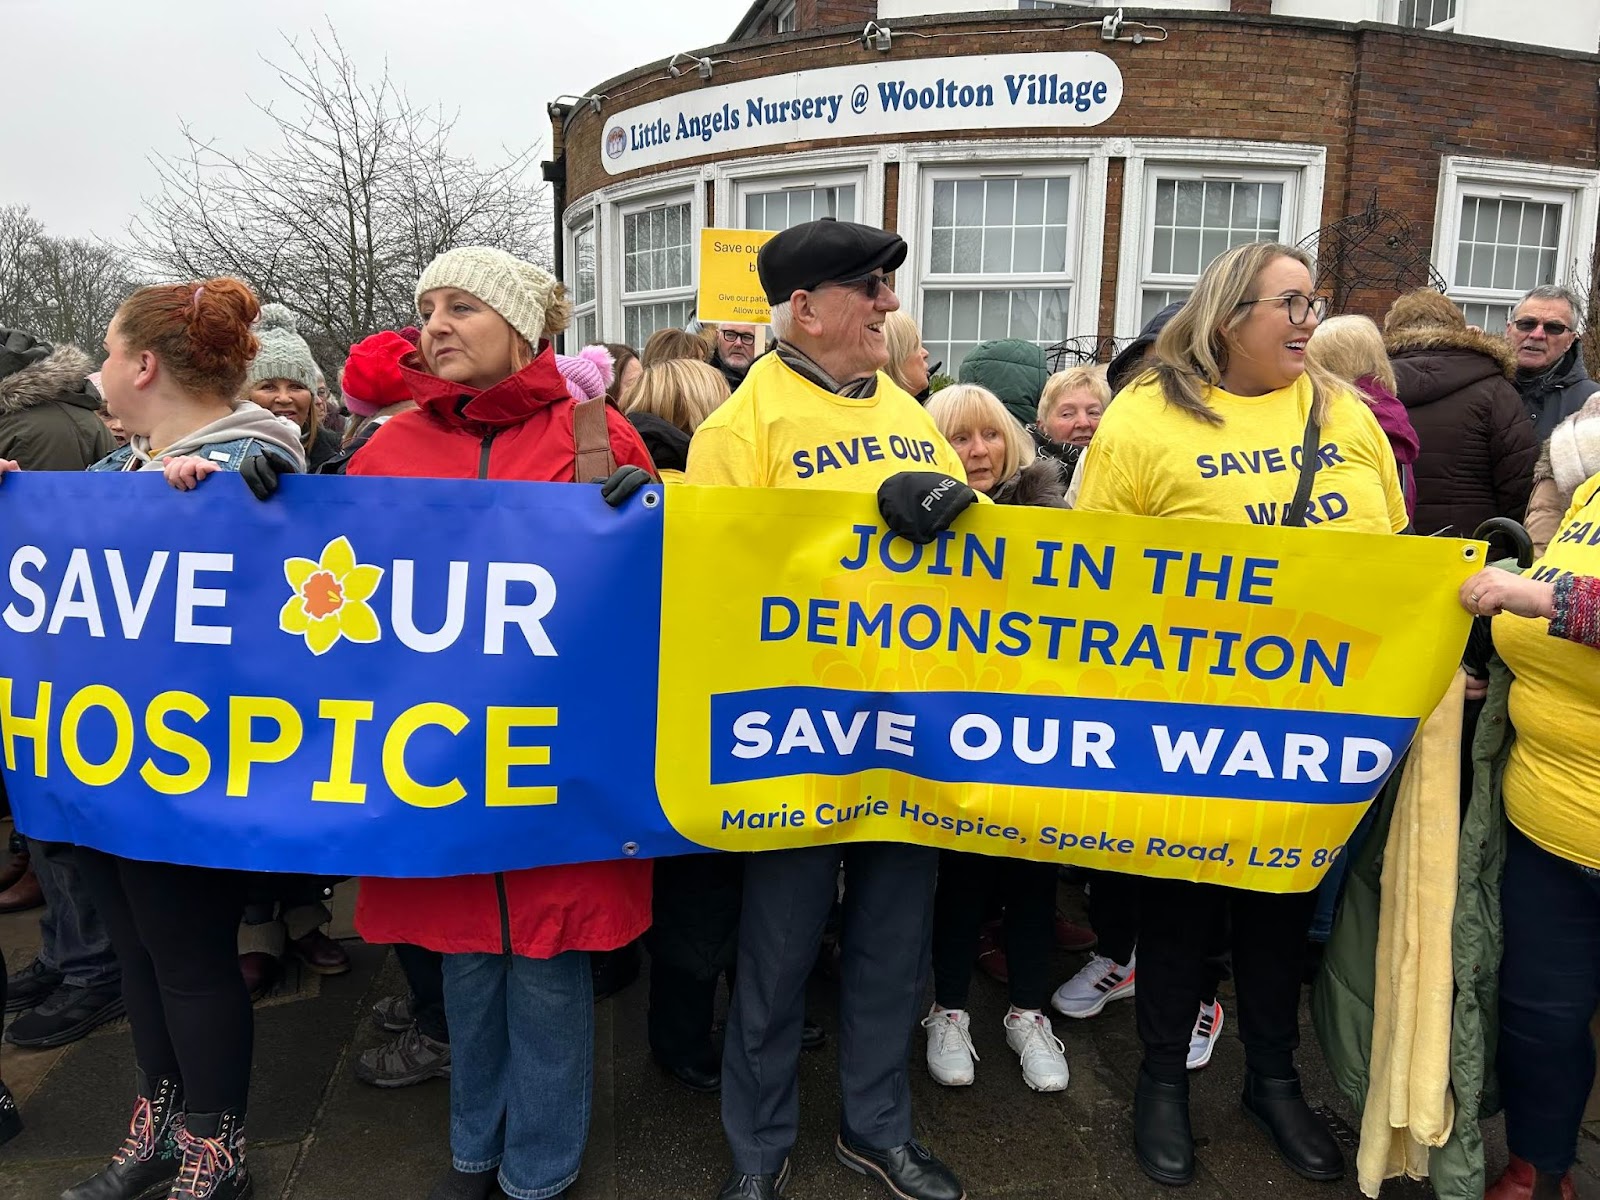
xmin=722 ymin=842 xmax=937 ymax=1173
xmin=75 ymin=849 xmax=252 ymax=1115
xmin=394 ymin=943 xmax=448 ymax=1043
xmin=931 ymin=850 xmax=1057 ymax=1011
xmin=647 ymin=851 xmax=744 ymax=1070
xmin=1088 ymin=868 xmax=1141 ymax=964
xmin=1136 ymin=876 xmax=1314 ymax=1083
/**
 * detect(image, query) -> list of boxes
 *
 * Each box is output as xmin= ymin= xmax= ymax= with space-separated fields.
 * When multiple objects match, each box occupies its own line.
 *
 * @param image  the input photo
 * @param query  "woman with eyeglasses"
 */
xmin=1381 ymin=288 xmax=1536 ymax=539
xmin=1077 ymin=241 xmax=1407 ymax=1187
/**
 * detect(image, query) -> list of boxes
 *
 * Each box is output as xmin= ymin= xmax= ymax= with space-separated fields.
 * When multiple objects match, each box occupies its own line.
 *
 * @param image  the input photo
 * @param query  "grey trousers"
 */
xmin=720 ymin=841 xmax=938 ymax=1174
xmin=30 ymin=839 xmax=120 ymax=989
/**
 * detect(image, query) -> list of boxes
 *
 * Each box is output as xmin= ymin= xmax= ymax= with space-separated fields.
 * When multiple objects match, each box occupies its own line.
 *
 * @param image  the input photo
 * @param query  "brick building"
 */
xmin=545 ymin=1 xmax=1600 ymax=372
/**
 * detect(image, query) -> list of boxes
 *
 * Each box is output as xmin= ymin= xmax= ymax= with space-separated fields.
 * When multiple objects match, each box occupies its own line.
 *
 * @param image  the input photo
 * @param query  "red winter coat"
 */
xmin=348 ymin=343 xmax=655 ymax=958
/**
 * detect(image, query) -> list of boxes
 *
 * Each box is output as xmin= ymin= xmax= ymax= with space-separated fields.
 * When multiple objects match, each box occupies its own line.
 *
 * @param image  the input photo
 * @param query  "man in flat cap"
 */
xmin=690 ymin=218 xmax=973 ymax=1200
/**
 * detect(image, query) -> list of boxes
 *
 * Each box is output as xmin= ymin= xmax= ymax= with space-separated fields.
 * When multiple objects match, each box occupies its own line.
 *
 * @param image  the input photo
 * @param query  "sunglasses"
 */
xmin=1511 ymin=318 xmax=1572 ymax=336
xmin=825 ymin=274 xmax=891 ymax=301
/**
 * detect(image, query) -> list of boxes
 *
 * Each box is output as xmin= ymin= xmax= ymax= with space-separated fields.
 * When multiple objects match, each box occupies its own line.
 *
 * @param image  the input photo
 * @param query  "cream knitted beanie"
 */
xmin=415 ymin=247 xmax=560 ymax=349
xmin=243 ymin=304 xmax=320 ymax=396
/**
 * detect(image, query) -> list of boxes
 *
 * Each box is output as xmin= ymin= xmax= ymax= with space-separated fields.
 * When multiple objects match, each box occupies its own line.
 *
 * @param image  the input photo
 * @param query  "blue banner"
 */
xmin=0 ymin=473 xmax=697 ymax=877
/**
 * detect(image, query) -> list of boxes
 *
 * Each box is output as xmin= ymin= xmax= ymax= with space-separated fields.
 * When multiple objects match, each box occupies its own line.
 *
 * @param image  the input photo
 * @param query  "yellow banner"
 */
xmin=657 ymin=487 xmax=1481 ymax=892
xmin=696 ymin=227 xmax=776 ymax=325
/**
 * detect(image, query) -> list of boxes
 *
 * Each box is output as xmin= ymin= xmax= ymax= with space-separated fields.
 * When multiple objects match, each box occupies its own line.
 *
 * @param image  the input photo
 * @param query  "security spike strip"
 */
xmin=1296 ymin=190 xmax=1448 ymax=314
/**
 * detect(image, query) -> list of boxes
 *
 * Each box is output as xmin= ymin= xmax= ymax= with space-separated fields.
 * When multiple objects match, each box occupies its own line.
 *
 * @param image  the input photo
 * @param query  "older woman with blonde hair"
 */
xmin=622 ymin=358 xmax=730 ymax=483
xmin=883 ymin=309 xmax=934 ymax=402
xmin=1306 ymin=314 xmax=1420 ymax=519
xmin=919 ymin=382 xmax=1074 ymax=1095
xmin=1078 ymin=241 xmax=1406 ymax=1187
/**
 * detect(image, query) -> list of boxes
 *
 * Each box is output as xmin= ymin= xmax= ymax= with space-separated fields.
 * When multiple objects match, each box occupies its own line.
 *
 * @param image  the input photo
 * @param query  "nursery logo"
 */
xmin=279 ymin=536 xmax=384 ymax=656
xmin=605 ymin=126 xmax=627 ymax=159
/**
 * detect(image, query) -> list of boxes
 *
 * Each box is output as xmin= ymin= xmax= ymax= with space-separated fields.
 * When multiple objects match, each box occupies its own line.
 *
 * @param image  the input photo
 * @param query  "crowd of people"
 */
xmin=0 ymin=214 xmax=1596 ymax=1200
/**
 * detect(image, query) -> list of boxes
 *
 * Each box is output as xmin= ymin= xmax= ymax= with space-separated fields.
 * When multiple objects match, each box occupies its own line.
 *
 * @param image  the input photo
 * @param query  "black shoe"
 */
xmin=4 ymin=958 xmax=62 ymax=1014
xmin=801 ymin=1019 xmax=826 ymax=1052
xmin=1133 ymin=1066 xmax=1194 ymax=1186
xmin=659 ymin=1056 xmax=720 ymax=1093
xmin=62 ymin=1074 xmax=184 ymax=1200
xmin=426 ymin=1165 xmax=499 ymax=1200
xmin=1241 ymin=1072 xmax=1344 ymax=1182
xmin=0 ymin=1082 xmax=20 ymax=1148
xmin=6 ymin=983 xmax=124 ymax=1048
xmin=170 ymin=1111 xmax=252 ymax=1200
xmin=834 ymin=1135 xmax=964 ymax=1200
xmin=715 ymin=1158 xmax=791 ymax=1199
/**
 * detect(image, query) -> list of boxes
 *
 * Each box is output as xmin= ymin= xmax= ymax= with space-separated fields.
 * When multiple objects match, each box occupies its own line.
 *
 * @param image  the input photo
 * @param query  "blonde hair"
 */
xmin=641 ymin=327 xmax=713 ymax=368
xmin=883 ymin=310 xmax=925 ymax=393
xmin=623 ymin=359 xmax=730 ymax=435
xmin=1148 ymin=241 xmax=1338 ymax=427
xmin=926 ymin=384 xmax=1031 ymax=485
xmin=1306 ymin=315 xmax=1396 ymax=393
xmin=1038 ymin=366 xmax=1111 ymax=424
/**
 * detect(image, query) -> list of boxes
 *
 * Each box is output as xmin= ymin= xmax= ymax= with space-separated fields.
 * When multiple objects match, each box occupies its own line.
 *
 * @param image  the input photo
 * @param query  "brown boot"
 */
xmin=0 ymin=865 xmax=43 ymax=914
xmin=0 ymin=834 xmax=28 ymax=893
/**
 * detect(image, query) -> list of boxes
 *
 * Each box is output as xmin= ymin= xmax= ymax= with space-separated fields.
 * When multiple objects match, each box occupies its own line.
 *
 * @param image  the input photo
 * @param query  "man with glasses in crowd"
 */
xmin=1505 ymin=284 xmax=1598 ymax=442
xmin=709 ymin=322 xmax=767 ymax=390
xmin=689 ymin=217 xmax=977 ymax=1200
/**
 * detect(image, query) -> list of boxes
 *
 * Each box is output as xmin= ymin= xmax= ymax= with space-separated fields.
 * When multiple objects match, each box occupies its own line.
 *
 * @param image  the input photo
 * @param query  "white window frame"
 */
xmin=896 ymin=140 xmax=1109 ymax=361
xmin=1114 ymin=139 xmax=1326 ymax=339
xmin=563 ymin=204 xmax=599 ymax=352
xmin=712 ymin=148 xmax=886 ymax=236
xmin=1392 ymin=0 xmax=1458 ymax=31
xmin=582 ymin=170 xmax=702 ymax=343
xmin=1433 ymin=156 xmax=1600 ymax=330
xmin=773 ymin=0 xmax=796 ymax=32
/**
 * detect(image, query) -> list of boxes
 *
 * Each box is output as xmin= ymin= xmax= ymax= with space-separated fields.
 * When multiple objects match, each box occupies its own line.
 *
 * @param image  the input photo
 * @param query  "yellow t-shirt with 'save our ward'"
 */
xmin=686 ymin=352 xmax=970 ymax=491
xmin=1497 ymin=473 xmax=1600 ymax=870
xmin=1075 ymin=373 xmax=1408 ymax=533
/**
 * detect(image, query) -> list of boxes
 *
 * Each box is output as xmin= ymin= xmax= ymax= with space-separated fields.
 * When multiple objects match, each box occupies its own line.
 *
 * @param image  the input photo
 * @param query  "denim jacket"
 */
xmin=88 ymin=437 xmax=299 ymax=474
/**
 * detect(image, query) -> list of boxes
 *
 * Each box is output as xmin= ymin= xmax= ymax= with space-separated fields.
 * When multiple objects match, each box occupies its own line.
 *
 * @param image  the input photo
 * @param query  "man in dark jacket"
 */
xmin=1505 ymin=284 xmax=1600 ymax=443
xmin=707 ymin=322 xmax=766 ymax=391
xmin=0 ymin=327 xmax=124 ymax=1050
xmin=1383 ymin=289 xmax=1536 ymax=538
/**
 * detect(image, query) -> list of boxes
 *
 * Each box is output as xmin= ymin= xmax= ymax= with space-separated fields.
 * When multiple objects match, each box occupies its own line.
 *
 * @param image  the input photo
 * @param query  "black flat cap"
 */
xmin=757 ymin=218 xmax=908 ymax=306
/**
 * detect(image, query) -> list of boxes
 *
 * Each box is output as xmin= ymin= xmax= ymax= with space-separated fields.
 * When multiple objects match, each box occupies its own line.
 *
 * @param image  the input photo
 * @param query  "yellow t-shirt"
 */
xmin=686 ymin=353 xmax=969 ymax=491
xmin=1497 ymin=473 xmax=1600 ymax=869
xmin=1076 ymin=373 xmax=1408 ymax=533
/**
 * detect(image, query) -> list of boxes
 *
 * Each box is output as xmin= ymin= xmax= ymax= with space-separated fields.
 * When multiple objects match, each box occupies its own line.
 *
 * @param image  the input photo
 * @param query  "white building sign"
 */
xmin=601 ymin=53 xmax=1123 ymax=175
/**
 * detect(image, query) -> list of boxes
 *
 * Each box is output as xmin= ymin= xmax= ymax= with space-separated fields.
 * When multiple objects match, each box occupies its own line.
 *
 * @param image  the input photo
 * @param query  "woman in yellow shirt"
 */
xmin=1077 ymin=241 xmax=1406 ymax=1187
xmin=1459 ymin=484 xmax=1600 ymax=1200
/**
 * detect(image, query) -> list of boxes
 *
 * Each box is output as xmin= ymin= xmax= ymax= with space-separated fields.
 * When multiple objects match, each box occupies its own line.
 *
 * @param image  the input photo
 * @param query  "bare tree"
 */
xmin=130 ymin=26 xmax=552 ymax=369
xmin=0 ymin=205 xmax=136 ymax=358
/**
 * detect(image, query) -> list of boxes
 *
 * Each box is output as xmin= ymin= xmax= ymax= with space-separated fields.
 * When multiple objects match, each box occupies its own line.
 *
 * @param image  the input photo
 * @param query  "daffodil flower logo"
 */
xmin=279 ymin=536 xmax=384 ymax=656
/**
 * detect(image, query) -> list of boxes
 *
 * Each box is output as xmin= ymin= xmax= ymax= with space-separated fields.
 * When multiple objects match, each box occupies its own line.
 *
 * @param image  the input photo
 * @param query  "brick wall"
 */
xmin=557 ymin=12 xmax=1600 ymax=336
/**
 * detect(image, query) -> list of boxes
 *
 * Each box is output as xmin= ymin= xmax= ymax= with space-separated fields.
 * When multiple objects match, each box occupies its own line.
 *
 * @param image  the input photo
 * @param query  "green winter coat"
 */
xmin=0 ymin=344 xmax=114 ymax=471
xmin=1313 ymin=656 xmax=1512 ymax=1200
xmin=957 ymin=339 xmax=1050 ymax=428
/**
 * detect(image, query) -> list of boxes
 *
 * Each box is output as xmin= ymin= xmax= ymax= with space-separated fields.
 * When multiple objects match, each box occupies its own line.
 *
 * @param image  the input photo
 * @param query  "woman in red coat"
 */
xmin=348 ymin=246 xmax=655 ymax=1200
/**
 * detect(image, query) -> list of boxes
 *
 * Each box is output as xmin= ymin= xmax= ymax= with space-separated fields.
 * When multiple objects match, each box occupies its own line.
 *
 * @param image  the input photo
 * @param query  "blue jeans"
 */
xmin=30 ymin=839 xmax=120 ymax=989
xmin=441 ymin=950 xmax=593 ymax=1200
xmin=1499 ymin=825 xmax=1600 ymax=1174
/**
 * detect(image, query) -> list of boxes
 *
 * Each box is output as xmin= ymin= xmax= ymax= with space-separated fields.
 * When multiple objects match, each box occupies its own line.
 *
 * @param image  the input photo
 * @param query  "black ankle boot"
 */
xmin=1133 ymin=1066 xmax=1193 ymax=1186
xmin=1241 ymin=1072 xmax=1344 ymax=1182
xmin=62 ymin=1074 xmax=184 ymax=1200
xmin=0 ymin=1080 xmax=21 ymax=1147
xmin=426 ymin=1165 xmax=500 ymax=1200
xmin=169 ymin=1111 xmax=252 ymax=1200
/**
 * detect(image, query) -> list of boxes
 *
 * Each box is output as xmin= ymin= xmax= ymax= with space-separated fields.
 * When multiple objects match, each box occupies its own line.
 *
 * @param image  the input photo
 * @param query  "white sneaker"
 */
xmin=922 ymin=1007 xmax=978 ymax=1086
xmin=1187 ymin=1000 xmax=1224 ymax=1070
xmin=1003 ymin=1009 xmax=1070 ymax=1092
xmin=1050 ymin=952 xmax=1136 ymax=1018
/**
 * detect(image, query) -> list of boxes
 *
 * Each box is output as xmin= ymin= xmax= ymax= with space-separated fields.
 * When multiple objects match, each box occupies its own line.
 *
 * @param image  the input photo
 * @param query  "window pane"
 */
xmin=1148 ymin=177 xmax=1285 ymax=297
xmin=926 ymin=174 xmax=1072 ymax=280
xmin=1448 ymin=194 xmax=1563 ymax=311
xmin=623 ymin=299 xmax=694 ymax=348
xmin=1141 ymin=289 xmax=1189 ymax=326
xmin=573 ymin=223 xmax=596 ymax=307
xmin=624 ymin=202 xmax=692 ymax=296
xmin=744 ymin=184 xmax=857 ymax=231
xmin=920 ymin=288 xmax=1070 ymax=376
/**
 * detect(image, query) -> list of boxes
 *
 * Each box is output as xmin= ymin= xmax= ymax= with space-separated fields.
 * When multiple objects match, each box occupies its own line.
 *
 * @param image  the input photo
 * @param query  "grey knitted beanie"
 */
xmin=243 ymin=304 xmax=319 ymax=396
xmin=415 ymin=247 xmax=561 ymax=348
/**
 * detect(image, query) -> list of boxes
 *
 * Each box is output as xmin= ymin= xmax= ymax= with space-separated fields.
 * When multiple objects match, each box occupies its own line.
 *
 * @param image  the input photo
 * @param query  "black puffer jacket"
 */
xmin=1515 ymin=343 xmax=1600 ymax=445
xmin=1386 ymin=326 xmax=1536 ymax=538
xmin=626 ymin=411 xmax=690 ymax=474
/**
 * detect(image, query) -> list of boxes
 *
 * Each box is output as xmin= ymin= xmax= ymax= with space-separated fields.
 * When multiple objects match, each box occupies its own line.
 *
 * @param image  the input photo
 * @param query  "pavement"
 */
xmin=0 ymin=858 xmax=1595 ymax=1200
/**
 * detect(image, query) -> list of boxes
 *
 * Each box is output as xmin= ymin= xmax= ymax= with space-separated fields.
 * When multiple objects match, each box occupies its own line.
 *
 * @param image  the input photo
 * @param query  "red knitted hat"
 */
xmin=341 ymin=331 xmax=416 ymax=417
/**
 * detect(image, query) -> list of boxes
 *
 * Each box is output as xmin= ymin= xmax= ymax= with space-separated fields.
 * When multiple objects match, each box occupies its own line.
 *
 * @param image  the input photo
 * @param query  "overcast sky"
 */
xmin=4 ymin=0 xmax=752 ymax=240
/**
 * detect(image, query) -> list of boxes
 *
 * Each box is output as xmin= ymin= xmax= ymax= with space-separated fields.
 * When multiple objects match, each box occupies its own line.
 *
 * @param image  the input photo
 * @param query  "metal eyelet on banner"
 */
xmin=1462 ymin=545 xmax=1478 ymax=560
xmin=642 ymin=491 xmax=661 ymax=509
xmin=622 ymin=841 xmax=640 ymax=856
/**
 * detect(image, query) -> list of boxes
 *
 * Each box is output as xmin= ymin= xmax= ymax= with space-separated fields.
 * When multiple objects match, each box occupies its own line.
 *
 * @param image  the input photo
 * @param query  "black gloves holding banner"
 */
xmin=598 ymin=465 xmax=652 ymax=508
xmin=877 ymin=471 xmax=978 ymax=545
xmin=239 ymin=454 xmax=281 ymax=502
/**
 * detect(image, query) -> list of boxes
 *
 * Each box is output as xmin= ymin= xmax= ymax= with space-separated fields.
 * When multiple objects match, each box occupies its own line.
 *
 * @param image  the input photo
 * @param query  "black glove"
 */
xmin=0 ymin=329 xmax=52 ymax=381
xmin=1462 ymin=614 xmax=1494 ymax=685
xmin=596 ymin=465 xmax=652 ymax=508
xmin=239 ymin=453 xmax=281 ymax=502
xmin=877 ymin=471 xmax=977 ymax=545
